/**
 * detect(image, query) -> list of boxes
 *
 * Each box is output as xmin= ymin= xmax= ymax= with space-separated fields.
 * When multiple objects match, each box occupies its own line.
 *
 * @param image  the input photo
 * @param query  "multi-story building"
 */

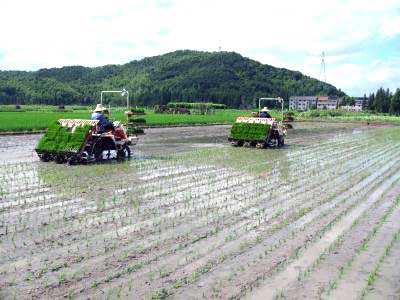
xmin=289 ymin=95 xmax=342 ymax=111
xmin=316 ymin=96 xmax=341 ymax=110
xmin=289 ymin=96 xmax=317 ymax=111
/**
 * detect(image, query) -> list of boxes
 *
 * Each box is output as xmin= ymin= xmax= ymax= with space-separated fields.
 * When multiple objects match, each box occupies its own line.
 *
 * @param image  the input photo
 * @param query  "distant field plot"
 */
xmin=0 ymin=111 xmax=90 ymax=132
xmin=296 ymin=109 xmax=400 ymax=123
xmin=1 ymin=122 xmax=400 ymax=299
xmin=1 ymin=104 xmax=400 ymax=133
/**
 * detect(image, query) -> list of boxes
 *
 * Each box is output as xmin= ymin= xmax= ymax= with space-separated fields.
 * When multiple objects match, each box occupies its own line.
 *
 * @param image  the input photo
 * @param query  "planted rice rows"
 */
xmin=252 ymin=179 xmax=400 ymax=299
xmin=1 ymin=136 xmax=390 ymax=262
xmin=363 ymin=231 xmax=400 ymax=299
xmin=97 ymin=136 xmax=400 ymax=298
xmin=86 ymin=165 xmax=398 ymax=298
xmin=0 ymin=155 xmax=394 ymax=268
xmin=145 ymin=152 xmax=400 ymax=300
xmin=0 ymin=127 xmax=376 ymax=204
xmin=174 ymin=187 xmax=399 ymax=299
xmin=326 ymin=201 xmax=400 ymax=299
xmin=0 ymin=135 xmax=394 ymax=262
xmin=247 ymin=168 xmax=400 ymax=299
xmin=10 ymin=147 xmax=400 ymax=296
xmin=0 ymin=138 xmax=372 ymax=239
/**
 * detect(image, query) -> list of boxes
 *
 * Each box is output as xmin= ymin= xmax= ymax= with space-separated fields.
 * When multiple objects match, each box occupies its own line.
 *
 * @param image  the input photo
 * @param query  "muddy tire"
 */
xmin=67 ymin=155 xmax=79 ymax=165
xmin=117 ymin=146 xmax=131 ymax=160
xmin=231 ymin=140 xmax=243 ymax=147
xmin=278 ymin=136 xmax=285 ymax=147
xmin=38 ymin=152 xmax=52 ymax=162
xmin=55 ymin=154 xmax=67 ymax=164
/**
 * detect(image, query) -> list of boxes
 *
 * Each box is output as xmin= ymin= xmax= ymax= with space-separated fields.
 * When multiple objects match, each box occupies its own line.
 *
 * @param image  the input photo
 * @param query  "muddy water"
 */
xmin=0 ymin=125 xmax=229 ymax=164
xmin=0 ymin=122 xmax=373 ymax=163
xmin=0 ymin=134 xmax=40 ymax=163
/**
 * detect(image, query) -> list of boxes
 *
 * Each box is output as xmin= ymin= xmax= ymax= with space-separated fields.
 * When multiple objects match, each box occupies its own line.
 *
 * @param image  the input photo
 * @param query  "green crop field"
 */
xmin=1 ymin=104 xmax=400 ymax=133
xmin=295 ymin=109 xmax=400 ymax=124
xmin=0 ymin=107 xmax=261 ymax=132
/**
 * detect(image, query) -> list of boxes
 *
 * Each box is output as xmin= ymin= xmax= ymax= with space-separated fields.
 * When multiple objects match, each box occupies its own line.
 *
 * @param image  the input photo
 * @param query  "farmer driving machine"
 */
xmin=35 ymin=90 xmax=138 ymax=164
xmin=228 ymin=97 xmax=286 ymax=148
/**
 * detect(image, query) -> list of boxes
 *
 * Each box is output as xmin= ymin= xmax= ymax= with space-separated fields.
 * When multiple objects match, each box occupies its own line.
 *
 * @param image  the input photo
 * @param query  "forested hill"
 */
xmin=0 ymin=50 xmax=344 ymax=107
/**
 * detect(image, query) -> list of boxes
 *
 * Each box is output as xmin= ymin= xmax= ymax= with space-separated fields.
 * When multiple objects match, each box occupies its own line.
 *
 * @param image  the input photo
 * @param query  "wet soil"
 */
xmin=0 ymin=122 xmax=383 ymax=163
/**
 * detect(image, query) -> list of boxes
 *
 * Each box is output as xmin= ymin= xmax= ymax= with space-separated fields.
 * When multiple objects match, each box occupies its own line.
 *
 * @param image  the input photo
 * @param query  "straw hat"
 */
xmin=93 ymin=104 xmax=106 ymax=112
xmin=261 ymin=107 xmax=270 ymax=112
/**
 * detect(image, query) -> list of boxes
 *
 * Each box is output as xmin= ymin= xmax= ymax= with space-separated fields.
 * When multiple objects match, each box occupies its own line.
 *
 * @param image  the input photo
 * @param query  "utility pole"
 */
xmin=218 ymin=41 xmax=223 ymax=67
xmin=319 ymin=51 xmax=327 ymax=83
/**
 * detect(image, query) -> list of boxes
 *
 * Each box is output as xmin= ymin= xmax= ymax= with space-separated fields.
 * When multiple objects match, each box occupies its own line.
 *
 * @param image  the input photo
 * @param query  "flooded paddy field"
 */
xmin=1 ymin=122 xmax=400 ymax=299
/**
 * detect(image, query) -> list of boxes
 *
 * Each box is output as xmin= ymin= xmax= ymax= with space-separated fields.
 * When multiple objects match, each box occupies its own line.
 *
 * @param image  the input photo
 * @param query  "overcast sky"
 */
xmin=1 ymin=0 xmax=399 ymax=96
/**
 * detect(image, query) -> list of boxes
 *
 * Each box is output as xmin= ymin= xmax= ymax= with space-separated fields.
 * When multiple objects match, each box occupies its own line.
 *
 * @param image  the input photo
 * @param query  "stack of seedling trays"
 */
xmin=35 ymin=122 xmax=92 ymax=163
xmin=230 ymin=122 xmax=270 ymax=142
xmin=126 ymin=108 xmax=146 ymax=135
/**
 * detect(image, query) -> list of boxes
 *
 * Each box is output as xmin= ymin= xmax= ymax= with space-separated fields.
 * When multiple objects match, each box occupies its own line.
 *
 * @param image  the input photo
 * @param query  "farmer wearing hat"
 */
xmin=91 ymin=104 xmax=114 ymax=132
xmin=260 ymin=107 xmax=272 ymax=118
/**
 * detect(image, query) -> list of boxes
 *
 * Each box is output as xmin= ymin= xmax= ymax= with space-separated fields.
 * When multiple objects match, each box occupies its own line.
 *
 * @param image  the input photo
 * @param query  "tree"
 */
xmin=342 ymin=96 xmax=355 ymax=106
xmin=390 ymin=89 xmax=400 ymax=115
xmin=368 ymin=93 xmax=375 ymax=110
xmin=362 ymin=94 xmax=367 ymax=110
xmin=374 ymin=87 xmax=391 ymax=113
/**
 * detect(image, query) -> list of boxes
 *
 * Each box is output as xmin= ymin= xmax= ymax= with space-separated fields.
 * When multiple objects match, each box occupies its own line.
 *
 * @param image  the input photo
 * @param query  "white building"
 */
xmin=289 ymin=96 xmax=317 ymax=111
xmin=316 ymin=96 xmax=341 ymax=110
xmin=341 ymin=105 xmax=362 ymax=112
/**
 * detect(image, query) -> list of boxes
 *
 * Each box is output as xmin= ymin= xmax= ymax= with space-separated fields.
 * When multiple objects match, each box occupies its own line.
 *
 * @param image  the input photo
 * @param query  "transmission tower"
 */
xmin=319 ymin=51 xmax=327 ymax=83
xmin=218 ymin=41 xmax=223 ymax=67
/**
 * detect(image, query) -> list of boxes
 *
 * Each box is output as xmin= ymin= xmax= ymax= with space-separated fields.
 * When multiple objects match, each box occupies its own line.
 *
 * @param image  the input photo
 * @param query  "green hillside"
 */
xmin=0 ymin=50 xmax=344 ymax=107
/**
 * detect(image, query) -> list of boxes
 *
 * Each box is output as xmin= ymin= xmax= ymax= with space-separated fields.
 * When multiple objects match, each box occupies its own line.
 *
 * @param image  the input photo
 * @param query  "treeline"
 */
xmin=341 ymin=87 xmax=400 ymax=115
xmin=366 ymin=88 xmax=400 ymax=115
xmin=0 ymin=50 xmax=344 ymax=108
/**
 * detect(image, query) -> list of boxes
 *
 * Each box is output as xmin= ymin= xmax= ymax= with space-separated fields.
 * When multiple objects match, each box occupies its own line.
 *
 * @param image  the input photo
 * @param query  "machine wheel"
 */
xmin=231 ymin=140 xmax=243 ymax=147
xmin=67 ymin=155 xmax=79 ymax=165
xmin=92 ymin=141 xmax=104 ymax=161
xmin=55 ymin=154 xmax=67 ymax=164
xmin=117 ymin=146 xmax=131 ymax=160
xmin=92 ymin=137 xmax=116 ymax=161
xmin=278 ymin=136 xmax=285 ymax=147
xmin=38 ymin=152 xmax=52 ymax=162
xmin=243 ymin=141 xmax=252 ymax=147
xmin=256 ymin=142 xmax=266 ymax=149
